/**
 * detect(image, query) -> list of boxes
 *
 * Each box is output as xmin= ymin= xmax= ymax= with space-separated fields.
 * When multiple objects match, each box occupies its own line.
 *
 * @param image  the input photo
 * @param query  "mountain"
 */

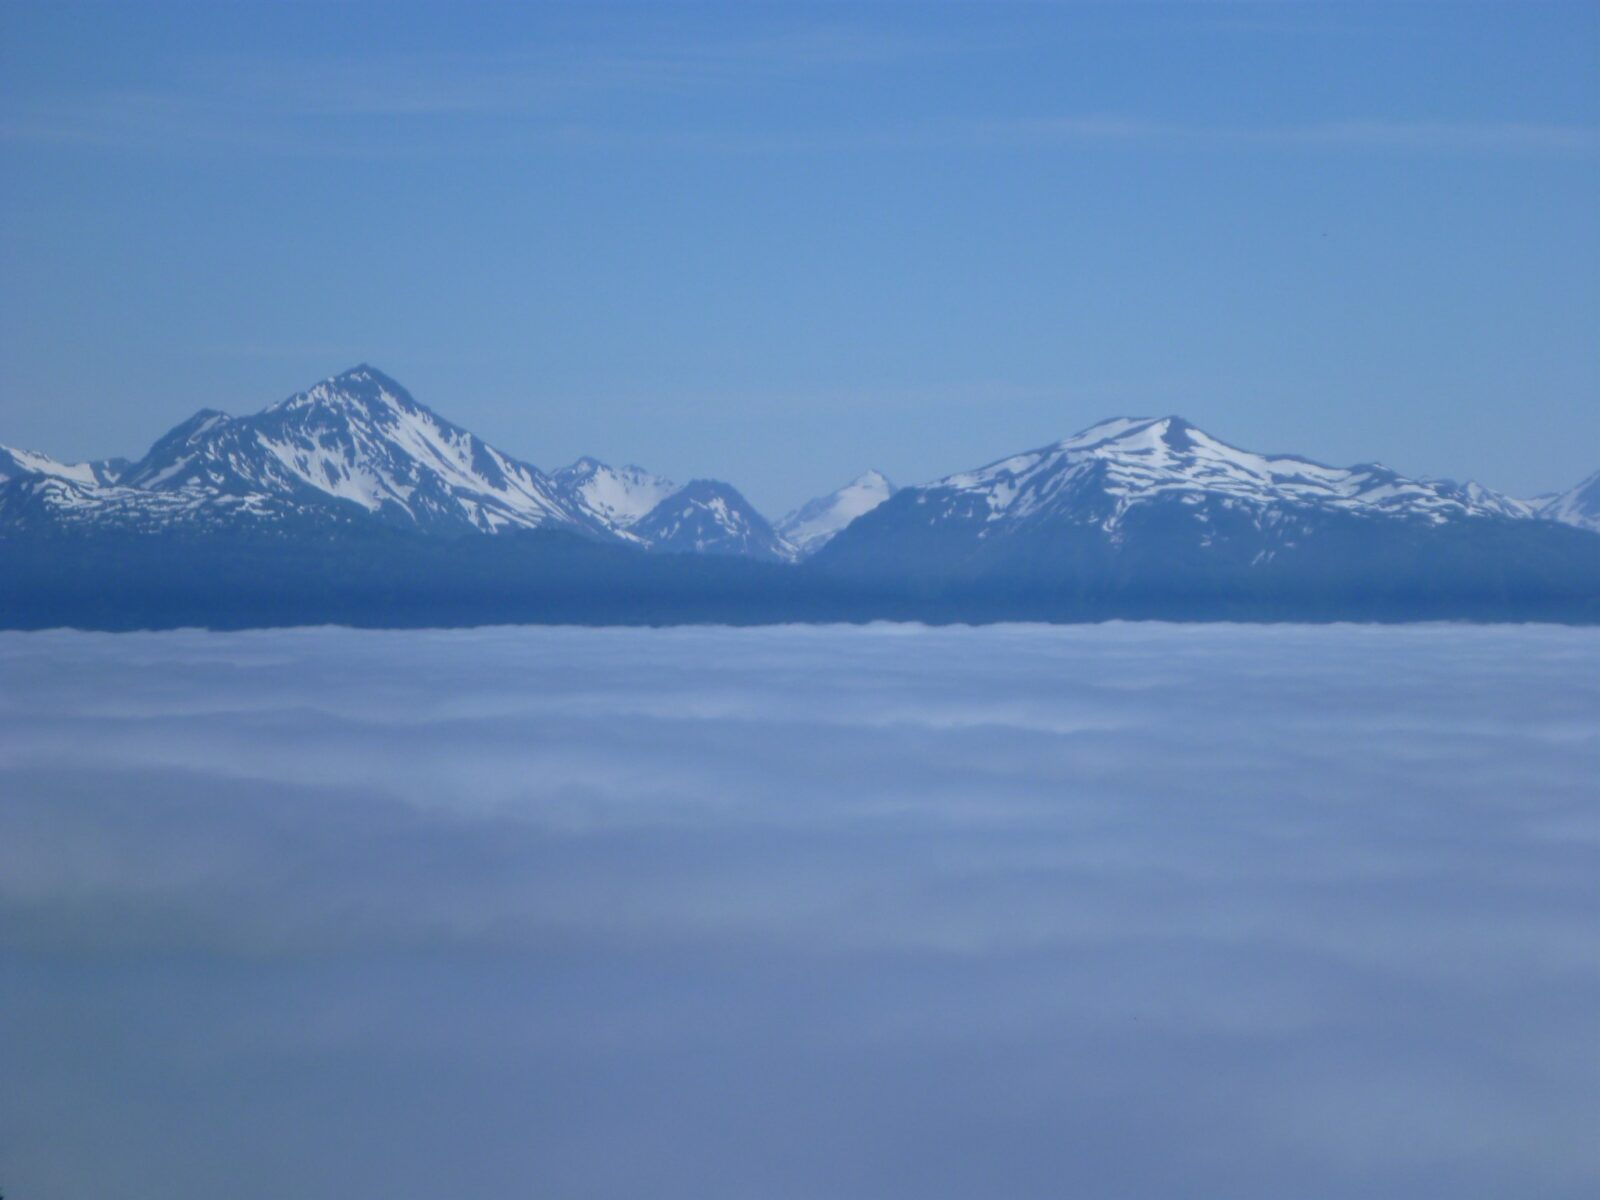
xmin=1 ymin=368 xmax=800 ymax=558
xmin=112 ymin=366 xmax=604 ymax=537
xmin=813 ymin=416 xmax=1600 ymax=607
xmin=552 ymin=457 xmax=680 ymax=533
xmin=778 ymin=469 xmax=896 ymax=558
xmin=1540 ymin=470 xmax=1600 ymax=533
xmin=818 ymin=416 xmax=1544 ymax=556
xmin=5 ymin=382 xmax=1598 ymax=628
xmin=1 ymin=446 xmax=128 ymax=486
xmin=552 ymin=458 xmax=809 ymax=559
xmin=883 ymin=415 xmax=1539 ymax=529
xmin=630 ymin=480 xmax=797 ymax=562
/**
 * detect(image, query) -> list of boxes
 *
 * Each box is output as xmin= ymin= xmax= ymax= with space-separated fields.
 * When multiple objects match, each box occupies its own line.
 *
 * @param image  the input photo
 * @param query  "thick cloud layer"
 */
xmin=3 ymin=623 xmax=1597 ymax=1199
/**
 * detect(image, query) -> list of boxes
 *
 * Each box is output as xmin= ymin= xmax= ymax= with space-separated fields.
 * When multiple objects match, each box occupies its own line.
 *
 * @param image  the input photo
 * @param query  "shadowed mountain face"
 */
xmin=2 ymin=372 xmax=1598 ymax=627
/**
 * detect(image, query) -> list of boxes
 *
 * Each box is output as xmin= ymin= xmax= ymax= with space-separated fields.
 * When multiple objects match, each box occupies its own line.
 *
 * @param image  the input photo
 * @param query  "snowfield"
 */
xmin=2 ymin=623 xmax=1598 ymax=1199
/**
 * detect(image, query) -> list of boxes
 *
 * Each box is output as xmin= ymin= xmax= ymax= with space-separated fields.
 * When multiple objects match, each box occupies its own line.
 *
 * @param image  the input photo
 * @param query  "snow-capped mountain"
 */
xmin=6 ymin=373 xmax=1596 ymax=610
xmin=814 ymin=415 xmax=1592 ymax=580
xmin=631 ymin=480 xmax=797 ymax=562
xmin=114 ymin=366 xmax=599 ymax=536
xmin=552 ymin=457 xmax=680 ymax=531
xmin=777 ymin=469 xmax=896 ymax=557
xmin=1539 ymin=470 xmax=1600 ymax=533
xmin=910 ymin=416 xmax=1536 ymax=529
xmin=1 ymin=445 xmax=128 ymax=486
xmin=6 ymin=391 xmax=1599 ymax=627
xmin=1 ymin=367 xmax=801 ymax=559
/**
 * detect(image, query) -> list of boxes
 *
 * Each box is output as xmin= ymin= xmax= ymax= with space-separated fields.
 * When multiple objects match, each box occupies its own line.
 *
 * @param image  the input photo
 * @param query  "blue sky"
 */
xmin=1 ymin=1 xmax=1596 ymax=513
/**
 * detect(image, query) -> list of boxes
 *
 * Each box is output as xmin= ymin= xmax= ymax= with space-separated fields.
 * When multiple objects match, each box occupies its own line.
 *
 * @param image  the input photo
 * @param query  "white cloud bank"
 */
xmin=2 ymin=623 xmax=1598 ymax=1199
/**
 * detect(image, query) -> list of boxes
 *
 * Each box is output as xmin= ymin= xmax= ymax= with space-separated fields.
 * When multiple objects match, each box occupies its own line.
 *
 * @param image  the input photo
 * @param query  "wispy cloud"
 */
xmin=981 ymin=115 xmax=1600 ymax=155
xmin=5 ymin=19 xmax=1593 ymax=163
xmin=0 ymin=24 xmax=977 ymax=153
xmin=212 ymin=25 xmax=969 ymax=118
xmin=1291 ymin=119 xmax=1600 ymax=153
xmin=10 ymin=85 xmax=1593 ymax=162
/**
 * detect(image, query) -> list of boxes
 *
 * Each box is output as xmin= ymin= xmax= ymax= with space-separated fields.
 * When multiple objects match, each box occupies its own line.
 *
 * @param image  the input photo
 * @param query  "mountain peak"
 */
xmin=633 ymin=479 xmax=794 ymax=562
xmin=673 ymin=478 xmax=743 ymax=501
xmin=1540 ymin=467 xmax=1600 ymax=532
xmin=111 ymin=367 xmax=602 ymax=534
xmin=1092 ymin=414 xmax=1193 ymax=437
xmin=1057 ymin=415 xmax=1194 ymax=452
xmin=777 ymin=468 xmax=898 ymax=557
xmin=121 ymin=408 xmax=233 ymax=485
xmin=267 ymin=365 xmax=420 ymax=419
xmin=552 ymin=456 xmax=679 ymax=529
xmin=911 ymin=412 xmax=1548 ymax=536
xmin=176 ymin=407 xmax=232 ymax=432
xmin=331 ymin=362 xmax=399 ymax=387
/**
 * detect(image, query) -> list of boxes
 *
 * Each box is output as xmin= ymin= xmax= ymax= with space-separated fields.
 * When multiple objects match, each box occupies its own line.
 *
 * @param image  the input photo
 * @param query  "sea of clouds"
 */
xmin=2 ymin=622 xmax=1597 ymax=1199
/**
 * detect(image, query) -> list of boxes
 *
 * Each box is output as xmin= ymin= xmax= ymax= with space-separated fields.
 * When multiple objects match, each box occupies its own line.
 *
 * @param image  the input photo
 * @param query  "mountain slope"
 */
xmin=1 ymin=446 xmax=128 ymax=486
xmin=552 ymin=457 xmax=679 ymax=531
xmin=1540 ymin=470 xmax=1600 ymax=533
xmin=0 ymin=473 xmax=364 ymax=537
xmin=778 ymin=470 xmax=896 ymax=557
xmin=631 ymin=480 xmax=797 ymax=562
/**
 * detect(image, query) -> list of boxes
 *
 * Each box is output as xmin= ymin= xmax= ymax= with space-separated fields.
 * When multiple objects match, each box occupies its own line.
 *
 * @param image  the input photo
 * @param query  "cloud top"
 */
xmin=3 ymin=623 xmax=1598 ymax=1198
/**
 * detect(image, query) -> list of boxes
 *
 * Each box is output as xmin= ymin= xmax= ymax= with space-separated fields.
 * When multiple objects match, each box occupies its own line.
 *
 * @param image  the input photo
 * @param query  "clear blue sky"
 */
xmin=2 ymin=1 xmax=1596 ymax=514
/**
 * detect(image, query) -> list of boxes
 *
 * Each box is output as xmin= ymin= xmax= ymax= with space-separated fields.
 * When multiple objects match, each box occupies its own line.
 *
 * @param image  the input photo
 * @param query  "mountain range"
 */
xmin=0 ymin=367 xmax=839 ymax=561
xmin=2 ymin=365 xmax=1596 ymax=628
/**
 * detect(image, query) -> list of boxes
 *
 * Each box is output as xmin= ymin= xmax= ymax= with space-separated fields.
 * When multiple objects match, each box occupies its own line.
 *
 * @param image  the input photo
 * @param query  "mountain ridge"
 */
xmin=3 ymin=366 xmax=1597 ymax=628
xmin=5 ymin=370 xmax=1591 ymax=547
